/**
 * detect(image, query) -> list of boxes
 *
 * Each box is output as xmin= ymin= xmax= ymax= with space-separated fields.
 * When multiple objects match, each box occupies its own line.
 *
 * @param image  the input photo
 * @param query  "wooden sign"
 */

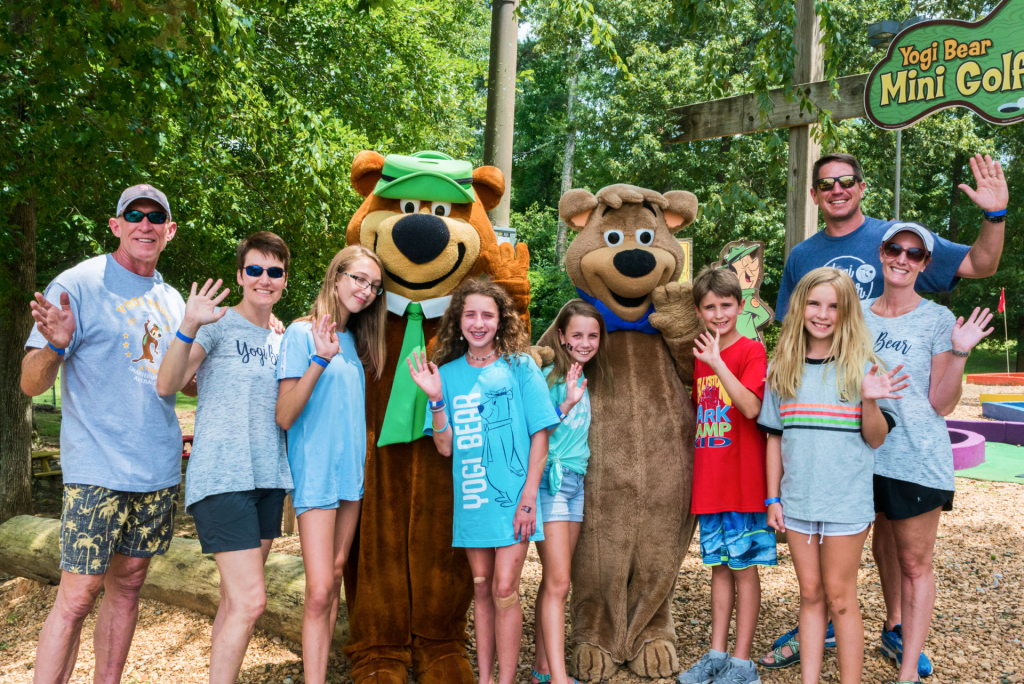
xmin=677 ymin=238 xmax=693 ymax=283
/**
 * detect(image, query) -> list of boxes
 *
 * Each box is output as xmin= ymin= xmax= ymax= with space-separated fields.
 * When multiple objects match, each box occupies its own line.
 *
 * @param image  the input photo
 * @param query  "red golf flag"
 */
xmin=999 ymin=287 xmax=1006 ymax=314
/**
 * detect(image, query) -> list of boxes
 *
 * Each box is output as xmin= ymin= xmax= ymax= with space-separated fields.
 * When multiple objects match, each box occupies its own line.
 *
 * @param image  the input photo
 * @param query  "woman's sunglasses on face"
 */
xmin=121 ymin=210 xmax=168 ymax=224
xmin=882 ymin=242 xmax=929 ymax=263
xmin=814 ymin=175 xmax=861 ymax=192
xmin=244 ymin=265 xmax=286 ymax=278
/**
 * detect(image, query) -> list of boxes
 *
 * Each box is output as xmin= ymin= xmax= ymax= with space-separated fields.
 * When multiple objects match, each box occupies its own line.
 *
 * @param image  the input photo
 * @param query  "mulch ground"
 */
xmin=5 ymin=386 xmax=1024 ymax=684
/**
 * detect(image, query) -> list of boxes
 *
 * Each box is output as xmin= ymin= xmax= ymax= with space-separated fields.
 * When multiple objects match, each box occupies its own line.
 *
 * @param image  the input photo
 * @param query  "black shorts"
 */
xmin=873 ymin=474 xmax=954 ymax=521
xmin=190 ymin=488 xmax=288 ymax=554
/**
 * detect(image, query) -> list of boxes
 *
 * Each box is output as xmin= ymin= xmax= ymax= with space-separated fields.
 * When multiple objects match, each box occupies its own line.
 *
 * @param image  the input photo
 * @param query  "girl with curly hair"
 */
xmin=408 ymin=276 xmax=560 ymax=684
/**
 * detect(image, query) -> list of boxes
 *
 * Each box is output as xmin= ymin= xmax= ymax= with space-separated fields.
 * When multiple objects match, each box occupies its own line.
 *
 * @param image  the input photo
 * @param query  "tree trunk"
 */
xmin=0 ymin=192 xmax=37 ymax=524
xmin=554 ymin=45 xmax=579 ymax=268
xmin=940 ymin=151 xmax=966 ymax=309
xmin=0 ymin=515 xmax=349 ymax=646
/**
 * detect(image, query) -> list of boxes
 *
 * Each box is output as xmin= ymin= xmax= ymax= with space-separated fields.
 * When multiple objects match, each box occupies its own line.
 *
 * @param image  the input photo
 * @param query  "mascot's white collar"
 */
xmin=386 ymin=291 xmax=451 ymax=319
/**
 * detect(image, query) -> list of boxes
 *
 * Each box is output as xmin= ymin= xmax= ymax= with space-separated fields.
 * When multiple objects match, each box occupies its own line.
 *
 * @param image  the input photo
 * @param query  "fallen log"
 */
xmin=0 ymin=515 xmax=346 ymax=647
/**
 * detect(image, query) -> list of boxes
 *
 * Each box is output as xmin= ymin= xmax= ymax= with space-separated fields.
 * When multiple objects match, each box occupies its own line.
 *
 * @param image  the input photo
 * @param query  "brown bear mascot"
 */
xmin=537 ymin=184 xmax=705 ymax=680
xmin=342 ymin=150 xmax=530 ymax=684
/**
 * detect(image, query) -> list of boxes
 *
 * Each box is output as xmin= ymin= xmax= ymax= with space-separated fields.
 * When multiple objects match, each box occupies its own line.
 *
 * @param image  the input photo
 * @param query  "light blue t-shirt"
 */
xmin=541 ymin=365 xmax=591 ymax=496
xmin=24 ymin=254 xmax=185 ymax=492
xmin=425 ymin=354 xmax=560 ymax=548
xmin=277 ymin=321 xmax=366 ymax=508
xmin=775 ymin=216 xmax=969 ymax=319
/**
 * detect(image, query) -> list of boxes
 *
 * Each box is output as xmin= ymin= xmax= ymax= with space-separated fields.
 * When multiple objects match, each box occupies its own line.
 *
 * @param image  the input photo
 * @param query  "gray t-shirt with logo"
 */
xmin=25 ymin=254 xmax=186 ymax=492
xmin=185 ymin=308 xmax=292 ymax=508
xmin=862 ymin=298 xmax=956 ymax=491
xmin=757 ymin=359 xmax=897 ymax=524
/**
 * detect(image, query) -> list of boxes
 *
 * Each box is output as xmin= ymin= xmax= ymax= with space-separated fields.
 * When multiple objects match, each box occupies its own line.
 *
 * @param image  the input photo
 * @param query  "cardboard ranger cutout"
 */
xmin=713 ymin=240 xmax=775 ymax=343
xmin=342 ymin=151 xmax=530 ymax=684
xmin=537 ymin=184 xmax=705 ymax=680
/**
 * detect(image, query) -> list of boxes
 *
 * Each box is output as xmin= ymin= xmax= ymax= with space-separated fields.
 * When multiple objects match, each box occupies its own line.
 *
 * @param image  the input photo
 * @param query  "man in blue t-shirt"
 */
xmin=762 ymin=152 xmax=1008 ymax=675
xmin=775 ymin=151 xmax=1009 ymax=320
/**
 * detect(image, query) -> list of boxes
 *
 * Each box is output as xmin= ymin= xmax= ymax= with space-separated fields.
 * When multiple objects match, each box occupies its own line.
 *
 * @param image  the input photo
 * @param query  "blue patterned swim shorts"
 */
xmin=698 ymin=511 xmax=778 ymax=570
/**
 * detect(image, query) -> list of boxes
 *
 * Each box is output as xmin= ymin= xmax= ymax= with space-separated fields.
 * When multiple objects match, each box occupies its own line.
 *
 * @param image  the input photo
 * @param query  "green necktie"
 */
xmin=378 ymin=302 xmax=428 ymax=446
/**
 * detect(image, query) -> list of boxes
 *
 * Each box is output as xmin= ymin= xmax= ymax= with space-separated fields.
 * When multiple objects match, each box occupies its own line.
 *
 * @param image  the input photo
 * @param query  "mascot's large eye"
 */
xmin=431 ymin=202 xmax=452 ymax=217
xmin=603 ymin=230 xmax=624 ymax=247
xmin=636 ymin=229 xmax=655 ymax=245
xmin=400 ymin=199 xmax=422 ymax=214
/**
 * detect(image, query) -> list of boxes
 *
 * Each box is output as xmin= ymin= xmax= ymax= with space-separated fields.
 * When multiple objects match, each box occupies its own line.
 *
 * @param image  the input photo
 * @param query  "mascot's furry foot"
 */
xmin=416 ymin=654 xmax=476 ymax=684
xmin=571 ymin=644 xmax=619 ymax=681
xmin=354 ymin=660 xmax=409 ymax=684
xmin=627 ymin=640 xmax=679 ymax=679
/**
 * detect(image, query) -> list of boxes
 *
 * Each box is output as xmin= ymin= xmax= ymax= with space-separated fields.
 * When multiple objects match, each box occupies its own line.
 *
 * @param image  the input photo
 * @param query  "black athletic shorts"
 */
xmin=873 ymin=474 xmax=954 ymax=521
xmin=189 ymin=488 xmax=288 ymax=554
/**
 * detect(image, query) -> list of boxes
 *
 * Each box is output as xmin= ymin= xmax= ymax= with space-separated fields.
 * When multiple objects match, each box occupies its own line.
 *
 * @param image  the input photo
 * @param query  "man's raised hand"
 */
xmin=30 ymin=291 xmax=75 ymax=350
xmin=182 ymin=279 xmax=230 ymax=334
xmin=959 ymin=153 xmax=1008 ymax=214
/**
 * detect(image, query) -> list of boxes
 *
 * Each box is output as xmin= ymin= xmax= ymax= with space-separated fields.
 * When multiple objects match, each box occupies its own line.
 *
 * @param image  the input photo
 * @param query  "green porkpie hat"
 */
xmin=720 ymin=243 xmax=760 ymax=267
xmin=372 ymin=151 xmax=476 ymax=204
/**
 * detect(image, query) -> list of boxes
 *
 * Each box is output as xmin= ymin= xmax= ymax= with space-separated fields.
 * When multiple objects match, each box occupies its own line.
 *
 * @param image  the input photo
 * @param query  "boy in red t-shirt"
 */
xmin=677 ymin=267 xmax=772 ymax=684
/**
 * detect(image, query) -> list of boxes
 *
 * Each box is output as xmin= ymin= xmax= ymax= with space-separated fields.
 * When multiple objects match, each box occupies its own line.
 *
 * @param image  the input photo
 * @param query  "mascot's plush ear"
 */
xmin=473 ymin=166 xmax=506 ymax=212
xmin=351 ymin=150 xmax=386 ymax=198
xmin=559 ymin=189 xmax=598 ymax=231
xmin=663 ymin=190 xmax=698 ymax=232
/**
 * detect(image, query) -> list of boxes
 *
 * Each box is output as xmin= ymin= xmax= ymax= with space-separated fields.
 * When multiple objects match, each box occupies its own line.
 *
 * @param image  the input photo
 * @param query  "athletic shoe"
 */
xmin=770 ymin=622 xmax=836 ymax=650
xmin=717 ymin=661 xmax=761 ymax=684
xmin=879 ymin=624 xmax=934 ymax=678
xmin=677 ymin=653 xmax=729 ymax=684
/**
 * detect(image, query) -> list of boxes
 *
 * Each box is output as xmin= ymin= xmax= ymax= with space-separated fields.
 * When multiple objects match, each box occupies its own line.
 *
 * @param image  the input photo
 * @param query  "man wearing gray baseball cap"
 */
xmin=21 ymin=184 xmax=187 ymax=684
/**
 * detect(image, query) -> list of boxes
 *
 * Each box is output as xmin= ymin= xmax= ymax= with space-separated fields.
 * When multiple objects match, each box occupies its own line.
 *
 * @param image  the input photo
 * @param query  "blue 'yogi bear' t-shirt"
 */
xmin=775 ymin=216 xmax=969 ymax=319
xmin=24 ymin=254 xmax=186 ymax=492
xmin=425 ymin=354 xmax=561 ymax=548
xmin=541 ymin=364 xmax=591 ymax=496
xmin=277 ymin=321 xmax=366 ymax=508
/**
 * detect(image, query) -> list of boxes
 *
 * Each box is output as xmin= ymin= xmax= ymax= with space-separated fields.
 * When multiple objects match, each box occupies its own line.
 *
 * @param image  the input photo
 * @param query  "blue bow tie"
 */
xmin=575 ymin=288 xmax=659 ymax=334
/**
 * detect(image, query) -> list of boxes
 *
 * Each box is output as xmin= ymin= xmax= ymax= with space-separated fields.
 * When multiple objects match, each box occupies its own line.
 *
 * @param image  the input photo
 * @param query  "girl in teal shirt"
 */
xmin=409 ymin=277 xmax=559 ymax=684
xmin=531 ymin=300 xmax=612 ymax=684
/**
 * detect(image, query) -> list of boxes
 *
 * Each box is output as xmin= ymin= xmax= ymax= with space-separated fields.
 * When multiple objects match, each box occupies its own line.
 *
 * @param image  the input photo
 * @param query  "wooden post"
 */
xmin=282 ymin=494 xmax=297 ymax=534
xmin=785 ymin=0 xmax=824 ymax=258
xmin=483 ymin=0 xmax=519 ymax=238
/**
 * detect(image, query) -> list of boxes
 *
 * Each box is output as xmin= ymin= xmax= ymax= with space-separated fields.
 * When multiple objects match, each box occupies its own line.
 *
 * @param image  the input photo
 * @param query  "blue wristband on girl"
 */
xmin=175 ymin=330 xmax=195 ymax=344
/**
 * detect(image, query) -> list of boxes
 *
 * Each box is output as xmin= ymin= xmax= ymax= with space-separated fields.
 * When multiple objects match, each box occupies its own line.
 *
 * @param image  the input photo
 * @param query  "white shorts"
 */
xmin=784 ymin=515 xmax=871 ymax=542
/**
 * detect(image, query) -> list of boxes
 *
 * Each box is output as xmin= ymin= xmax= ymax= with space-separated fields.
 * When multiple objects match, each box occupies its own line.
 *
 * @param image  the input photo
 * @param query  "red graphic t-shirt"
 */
xmin=690 ymin=335 xmax=769 ymax=514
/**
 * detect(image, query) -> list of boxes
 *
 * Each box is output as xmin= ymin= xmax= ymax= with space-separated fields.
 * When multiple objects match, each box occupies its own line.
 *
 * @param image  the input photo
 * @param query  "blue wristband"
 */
xmin=310 ymin=354 xmax=329 ymax=368
xmin=764 ymin=497 xmax=781 ymax=506
xmin=984 ymin=208 xmax=1008 ymax=219
xmin=555 ymin=405 xmax=566 ymax=421
xmin=429 ymin=399 xmax=446 ymax=412
xmin=47 ymin=342 xmax=66 ymax=356
xmin=175 ymin=330 xmax=195 ymax=344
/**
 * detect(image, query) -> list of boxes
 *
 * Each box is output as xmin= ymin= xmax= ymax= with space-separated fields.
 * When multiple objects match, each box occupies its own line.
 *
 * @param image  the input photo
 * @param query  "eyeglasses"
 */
xmin=882 ymin=242 xmax=929 ymax=263
xmin=244 ymin=265 xmax=286 ymax=278
xmin=814 ymin=175 xmax=861 ymax=192
xmin=121 ymin=210 xmax=168 ymax=224
xmin=342 ymin=272 xmax=384 ymax=296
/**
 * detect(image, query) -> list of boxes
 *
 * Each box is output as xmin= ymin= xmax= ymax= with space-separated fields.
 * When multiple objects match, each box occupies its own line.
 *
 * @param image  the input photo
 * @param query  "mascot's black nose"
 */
xmin=613 ymin=249 xmax=657 ymax=278
xmin=392 ymin=213 xmax=450 ymax=265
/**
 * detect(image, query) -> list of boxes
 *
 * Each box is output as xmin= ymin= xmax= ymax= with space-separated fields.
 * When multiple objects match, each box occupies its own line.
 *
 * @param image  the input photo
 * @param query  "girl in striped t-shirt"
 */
xmin=756 ymin=267 xmax=907 ymax=684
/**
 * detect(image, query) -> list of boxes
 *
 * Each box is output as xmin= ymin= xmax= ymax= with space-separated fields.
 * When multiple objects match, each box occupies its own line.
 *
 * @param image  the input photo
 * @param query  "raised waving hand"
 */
xmin=951 ymin=307 xmax=995 ymax=354
xmin=182 ymin=279 xmax=230 ymax=332
xmin=310 ymin=314 xmax=340 ymax=361
xmin=692 ymin=330 xmax=723 ymax=369
xmin=959 ymin=154 xmax=1008 ymax=214
xmin=862 ymin=363 xmax=910 ymax=402
xmin=30 ymin=291 xmax=76 ymax=350
xmin=564 ymin=362 xmax=588 ymax=407
xmin=407 ymin=351 xmax=443 ymax=401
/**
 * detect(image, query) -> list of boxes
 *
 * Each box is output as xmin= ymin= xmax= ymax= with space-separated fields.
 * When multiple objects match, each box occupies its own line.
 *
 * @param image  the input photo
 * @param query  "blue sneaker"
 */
xmin=879 ymin=624 xmax=934 ymax=678
xmin=770 ymin=622 xmax=836 ymax=650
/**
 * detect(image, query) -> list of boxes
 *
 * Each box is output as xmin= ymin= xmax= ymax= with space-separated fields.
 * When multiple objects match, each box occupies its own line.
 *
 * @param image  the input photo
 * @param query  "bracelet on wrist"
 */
xmin=984 ymin=207 xmax=1008 ymax=218
xmin=951 ymin=348 xmax=970 ymax=358
xmin=175 ymin=330 xmax=195 ymax=344
xmin=429 ymin=399 xmax=446 ymax=412
xmin=47 ymin=341 xmax=66 ymax=356
xmin=435 ymin=414 xmax=451 ymax=433
xmin=555 ymin=405 xmax=567 ymax=421
xmin=764 ymin=497 xmax=781 ymax=506
xmin=310 ymin=354 xmax=330 ymax=368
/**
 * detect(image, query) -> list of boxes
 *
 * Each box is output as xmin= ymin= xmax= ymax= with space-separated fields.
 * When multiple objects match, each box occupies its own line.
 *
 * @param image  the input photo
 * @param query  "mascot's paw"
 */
xmin=477 ymin=241 xmax=530 ymax=284
xmin=627 ymin=639 xmax=679 ymax=679
xmin=354 ymin=660 xmax=409 ymax=684
xmin=572 ymin=643 xmax=619 ymax=681
xmin=417 ymin=654 xmax=476 ymax=684
xmin=649 ymin=282 xmax=703 ymax=340
xmin=529 ymin=345 xmax=555 ymax=369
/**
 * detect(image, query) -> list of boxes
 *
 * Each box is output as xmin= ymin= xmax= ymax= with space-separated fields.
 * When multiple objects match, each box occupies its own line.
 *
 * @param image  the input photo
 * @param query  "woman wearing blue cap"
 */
xmin=861 ymin=221 xmax=993 ymax=684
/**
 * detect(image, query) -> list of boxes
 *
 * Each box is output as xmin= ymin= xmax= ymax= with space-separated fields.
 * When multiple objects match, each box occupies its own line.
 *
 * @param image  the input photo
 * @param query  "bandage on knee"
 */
xmin=474 ymin=576 xmax=486 ymax=584
xmin=493 ymin=591 xmax=520 ymax=609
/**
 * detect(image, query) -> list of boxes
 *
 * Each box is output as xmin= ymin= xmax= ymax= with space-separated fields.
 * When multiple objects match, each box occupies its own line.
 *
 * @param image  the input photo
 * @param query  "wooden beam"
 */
xmin=666 ymin=73 xmax=866 ymax=144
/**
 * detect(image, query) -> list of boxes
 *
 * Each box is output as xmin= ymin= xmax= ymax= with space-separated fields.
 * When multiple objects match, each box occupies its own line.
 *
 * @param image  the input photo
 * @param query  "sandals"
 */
xmin=759 ymin=638 xmax=801 ymax=670
xmin=531 ymin=671 xmax=581 ymax=684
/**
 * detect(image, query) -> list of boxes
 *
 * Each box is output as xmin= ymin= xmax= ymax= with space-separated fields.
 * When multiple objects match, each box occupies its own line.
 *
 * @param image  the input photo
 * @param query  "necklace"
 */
xmin=466 ymin=349 xmax=496 ymax=362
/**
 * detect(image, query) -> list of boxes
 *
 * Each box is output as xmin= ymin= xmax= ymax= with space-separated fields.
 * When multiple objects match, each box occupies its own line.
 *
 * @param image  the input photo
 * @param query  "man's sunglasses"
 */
xmin=244 ymin=265 xmax=286 ymax=278
xmin=121 ymin=210 xmax=168 ymax=224
xmin=882 ymin=242 xmax=929 ymax=263
xmin=342 ymin=272 xmax=384 ymax=295
xmin=814 ymin=175 xmax=861 ymax=192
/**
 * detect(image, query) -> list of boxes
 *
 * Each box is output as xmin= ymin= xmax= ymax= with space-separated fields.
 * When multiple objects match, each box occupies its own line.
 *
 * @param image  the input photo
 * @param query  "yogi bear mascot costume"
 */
xmin=537 ymin=184 xmax=705 ymax=680
xmin=342 ymin=151 xmax=531 ymax=684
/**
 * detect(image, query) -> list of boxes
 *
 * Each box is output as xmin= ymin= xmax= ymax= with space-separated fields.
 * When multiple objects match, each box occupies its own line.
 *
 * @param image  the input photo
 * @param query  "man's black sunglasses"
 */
xmin=814 ymin=175 xmax=861 ymax=192
xmin=882 ymin=242 xmax=929 ymax=263
xmin=121 ymin=210 xmax=168 ymax=224
xmin=244 ymin=265 xmax=286 ymax=278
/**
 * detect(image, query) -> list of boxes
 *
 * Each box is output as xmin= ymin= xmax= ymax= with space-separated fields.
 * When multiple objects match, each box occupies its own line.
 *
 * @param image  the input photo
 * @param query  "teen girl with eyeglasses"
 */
xmin=275 ymin=245 xmax=388 ymax=684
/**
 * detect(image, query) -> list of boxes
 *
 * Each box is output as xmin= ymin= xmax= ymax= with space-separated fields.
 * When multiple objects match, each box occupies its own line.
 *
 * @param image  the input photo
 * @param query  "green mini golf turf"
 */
xmin=956 ymin=442 xmax=1024 ymax=483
